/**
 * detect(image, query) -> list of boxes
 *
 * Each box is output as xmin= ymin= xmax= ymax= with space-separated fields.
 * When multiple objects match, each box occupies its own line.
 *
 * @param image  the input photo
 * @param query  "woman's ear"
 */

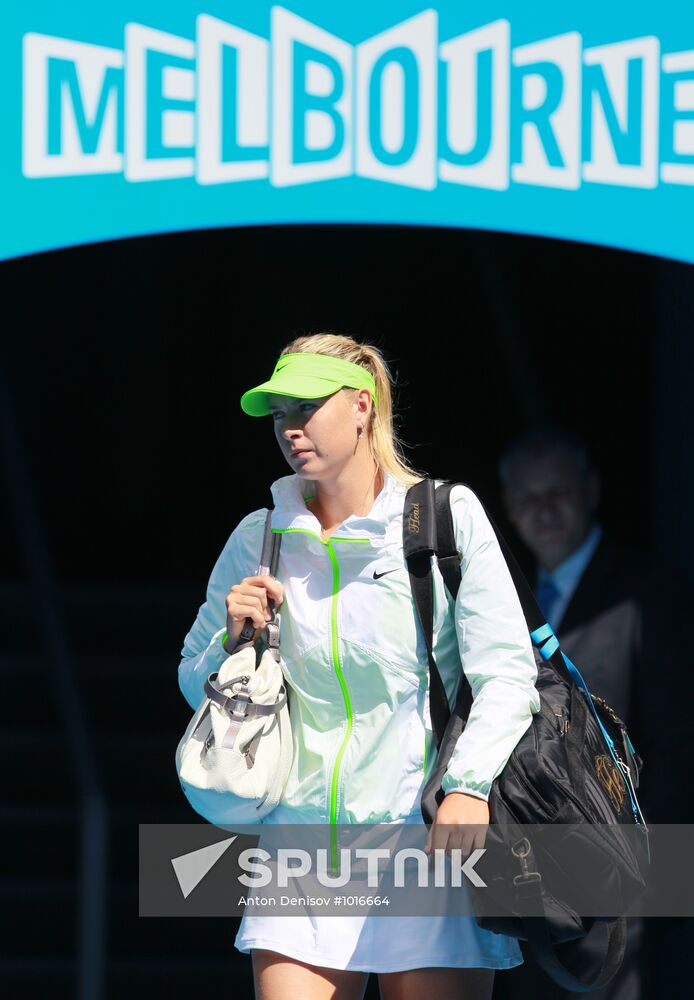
xmin=355 ymin=388 xmax=372 ymax=418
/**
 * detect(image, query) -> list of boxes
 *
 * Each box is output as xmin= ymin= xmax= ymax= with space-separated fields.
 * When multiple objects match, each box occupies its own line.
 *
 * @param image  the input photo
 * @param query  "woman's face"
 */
xmin=268 ymin=388 xmax=368 ymax=480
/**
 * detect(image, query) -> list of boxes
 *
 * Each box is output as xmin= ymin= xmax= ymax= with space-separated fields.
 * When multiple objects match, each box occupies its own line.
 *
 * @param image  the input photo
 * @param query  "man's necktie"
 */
xmin=536 ymin=576 xmax=560 ymax=626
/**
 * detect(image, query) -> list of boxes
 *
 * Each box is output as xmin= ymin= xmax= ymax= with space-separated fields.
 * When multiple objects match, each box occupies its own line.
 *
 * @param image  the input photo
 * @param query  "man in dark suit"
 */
xmin=491 ymin=427 xmax=692 ymax=1000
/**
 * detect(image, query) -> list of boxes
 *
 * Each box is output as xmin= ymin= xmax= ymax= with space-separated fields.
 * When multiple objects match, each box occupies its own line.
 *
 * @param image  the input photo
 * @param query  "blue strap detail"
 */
xmin=561 ymin=651 xmax=615 ymax=750
xmin=530 ymin=622 xmax=643 ymax=825
xmin=530 ymin=623 xmax=554 ymax=643
xmin=530 ymin=623 xmax=559 ymax=659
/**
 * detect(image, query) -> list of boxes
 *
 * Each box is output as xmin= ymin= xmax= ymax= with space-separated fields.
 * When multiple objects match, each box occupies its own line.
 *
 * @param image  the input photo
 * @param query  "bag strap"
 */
xmin=204 ymin=673 xmax=288 ymax=716
xmin=430 ymin=481 xmax=646 ymax=824
xmin=403 ymin=478 xmax=451 ymax=749
xmin=433 ymin=481 xmax=463 ymax=601
xmin=237 ymin=508 xmax=282 ymax=645
xmin=260 ymin=507 xmax=282 ymax=578
xmin=516 ymin=873 xmax=628 ymax=992
xmin=406 ymin=479 xmax=631 ymax=993
xmin=404 ymin=478 xmax=575 ymax=740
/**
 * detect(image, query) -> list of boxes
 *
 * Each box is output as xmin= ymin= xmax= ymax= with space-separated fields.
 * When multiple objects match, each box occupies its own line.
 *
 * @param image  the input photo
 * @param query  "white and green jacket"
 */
xmin=179 ymin=472 xmax=540 ymax=829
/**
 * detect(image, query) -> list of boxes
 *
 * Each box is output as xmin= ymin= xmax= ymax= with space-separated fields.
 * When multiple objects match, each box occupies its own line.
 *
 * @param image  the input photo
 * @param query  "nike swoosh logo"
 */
xmin=373 ymin=569 xmax=397 ymax=579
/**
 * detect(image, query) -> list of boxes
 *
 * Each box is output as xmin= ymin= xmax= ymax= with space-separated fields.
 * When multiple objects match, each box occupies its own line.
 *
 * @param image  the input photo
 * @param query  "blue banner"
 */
xmin=2 ymin=1 xmax=693 ymax=261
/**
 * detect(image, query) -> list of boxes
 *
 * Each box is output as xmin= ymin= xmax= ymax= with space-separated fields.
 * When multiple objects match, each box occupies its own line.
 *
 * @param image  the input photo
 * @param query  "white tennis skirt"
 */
xmin=233 ymin=802 xmax=523 ymax=973
xmin=234 ymin=910 xmax=522 ymax=973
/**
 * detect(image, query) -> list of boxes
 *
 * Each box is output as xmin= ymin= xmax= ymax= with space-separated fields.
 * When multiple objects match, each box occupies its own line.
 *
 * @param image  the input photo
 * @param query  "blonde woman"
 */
xmin=178 ymin=334 xmax=540 ymax=1000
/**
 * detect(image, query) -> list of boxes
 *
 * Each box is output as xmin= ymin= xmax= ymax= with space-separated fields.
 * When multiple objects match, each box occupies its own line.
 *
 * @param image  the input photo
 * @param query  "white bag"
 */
xmin=176 ymin=509 xmax=292 ymax=824
xmin=176 ymin=619 xmax=293 ymax=824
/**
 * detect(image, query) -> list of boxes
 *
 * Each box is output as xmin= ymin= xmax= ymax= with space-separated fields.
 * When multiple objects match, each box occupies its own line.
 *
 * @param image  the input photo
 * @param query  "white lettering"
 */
xmin=196 ymin=14 xmax=269 ymax=184
xmin=124 ymin=23 xmax=195 ymax=181
xmin=22 ymin=33 xmax=123 ymax=178
xmin=512 ymin=32 xmax=582 ymax=189
xmin=583 ymin=37 xmax=659 ymax=188
xmin=356 ymin=10 xmax=437 ymax=190
xmin=271 ymin=7 xmax=352 ymax=187
xmin=276 ymin=848 xmax=312 ymax=886
xmin=439 ymin=20 xmax=510 ymax=190
xmin=237 ymin=848 xmax=273 ymax=888
xmin=661 ymin=50 xmax=694 ymax=185
xmin=19 ymin=13 xmax=694 ymax=192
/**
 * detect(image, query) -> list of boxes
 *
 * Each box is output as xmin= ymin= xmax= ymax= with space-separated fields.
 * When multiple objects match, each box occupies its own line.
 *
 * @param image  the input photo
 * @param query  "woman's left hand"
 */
xmin=423 ymin=792 xmax=490 ymax=858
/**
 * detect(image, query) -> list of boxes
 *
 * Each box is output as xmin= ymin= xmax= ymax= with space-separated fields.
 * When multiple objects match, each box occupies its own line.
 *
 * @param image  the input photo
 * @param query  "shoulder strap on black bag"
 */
xmin=404 ymin=479 xmax=478 ymax=749
xmin=403 ymin=478 xmax=451 ymax=749
xmin=404 ymin=478 xmax=575 ymax=739
xmin=434 ymin=481 xmax=463 ymax=601
xmin=406 ymin=480 xmax=626 ymax=993
xmin=403 ymin=479 xmax=477 ymax=753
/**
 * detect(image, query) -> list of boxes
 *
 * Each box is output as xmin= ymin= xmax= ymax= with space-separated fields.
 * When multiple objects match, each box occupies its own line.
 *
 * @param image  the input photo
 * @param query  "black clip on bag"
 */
xmin=403 ymin=478 xmax=650 ymax=994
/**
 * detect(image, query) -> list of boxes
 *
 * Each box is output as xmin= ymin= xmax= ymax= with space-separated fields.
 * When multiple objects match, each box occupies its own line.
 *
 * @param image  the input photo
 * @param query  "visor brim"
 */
xmin=240 ymin=375 xmax=345 ymax=416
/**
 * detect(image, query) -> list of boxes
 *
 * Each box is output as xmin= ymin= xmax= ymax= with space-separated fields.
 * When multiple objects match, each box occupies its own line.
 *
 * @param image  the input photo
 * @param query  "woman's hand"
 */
xmin=225 ymin=575 xmax=285 ymax=646
xmin=424 ymin=792 xmax=490 ymax=858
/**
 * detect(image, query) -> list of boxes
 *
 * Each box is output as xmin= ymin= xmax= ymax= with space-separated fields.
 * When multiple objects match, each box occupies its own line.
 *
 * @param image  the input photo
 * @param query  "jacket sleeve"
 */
xmin=440 ymin=484 xmax=540 ymax=801
xmin=178 ymin=508 xmax=268 ymax=710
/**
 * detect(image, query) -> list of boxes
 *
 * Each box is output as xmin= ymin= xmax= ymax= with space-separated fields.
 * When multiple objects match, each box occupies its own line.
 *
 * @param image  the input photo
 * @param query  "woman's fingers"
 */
xmin=423 ymin=793 xmax=491 ymax=866
xmin=425 ymin=828 xmax=480 ymax=871
xmin=472 ymin=823 xmax=488 ymax=853
xmin=225 ymin=576 xmax=286 ymax=640
xmin=226 ymin=592 xmax=267 ymax=628
xmin=232 ymin=576 xmax=285 ymax=610
xmin=425 ymin=820 xmax=451 ymax=856
xmin=229 ymin=583 xmax=270 ymax=617
xmin=252 ymin=575 xmax=285 ymax=608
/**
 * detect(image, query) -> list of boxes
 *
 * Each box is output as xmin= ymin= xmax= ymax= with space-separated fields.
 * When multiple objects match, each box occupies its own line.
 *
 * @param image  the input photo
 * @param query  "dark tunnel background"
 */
xmin=1 ymin=225 xmax=692 ymax=998
xmin=3 ymin=224 xmax=691 ymax=583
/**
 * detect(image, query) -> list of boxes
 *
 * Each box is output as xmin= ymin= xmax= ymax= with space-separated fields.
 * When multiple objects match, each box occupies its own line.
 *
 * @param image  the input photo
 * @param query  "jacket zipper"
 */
xmin=272 ymin=528 xmax=369 ymax=869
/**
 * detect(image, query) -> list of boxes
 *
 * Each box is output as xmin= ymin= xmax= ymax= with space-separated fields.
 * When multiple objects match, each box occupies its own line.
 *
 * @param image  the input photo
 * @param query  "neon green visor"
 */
xmin=240 ymin=352 xmax=378 ymax=416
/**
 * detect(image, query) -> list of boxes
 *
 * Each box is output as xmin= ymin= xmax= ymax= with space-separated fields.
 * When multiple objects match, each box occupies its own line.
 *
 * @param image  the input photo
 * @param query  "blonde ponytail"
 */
xmin=280 ymin=333 xmax=424 ymax=487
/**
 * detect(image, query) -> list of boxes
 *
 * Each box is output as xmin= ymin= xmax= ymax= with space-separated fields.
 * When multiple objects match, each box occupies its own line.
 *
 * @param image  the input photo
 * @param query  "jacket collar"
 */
xmin=269 ymin=471 xmax=407 ymax=542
